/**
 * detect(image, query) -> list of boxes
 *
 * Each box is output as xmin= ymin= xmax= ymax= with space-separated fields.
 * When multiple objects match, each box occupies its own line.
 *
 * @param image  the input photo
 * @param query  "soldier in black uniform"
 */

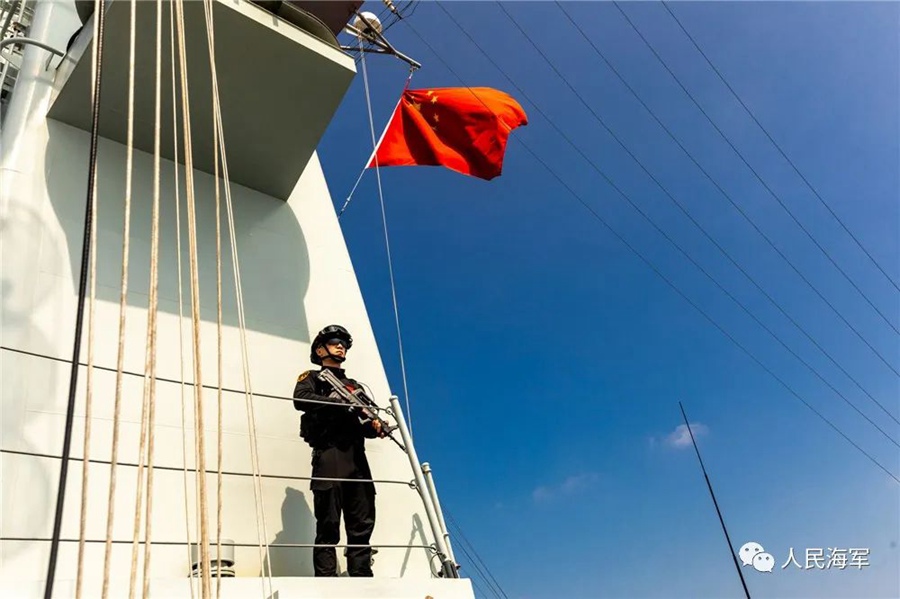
xmin=292 ymin=325 xmax=386 ymax=577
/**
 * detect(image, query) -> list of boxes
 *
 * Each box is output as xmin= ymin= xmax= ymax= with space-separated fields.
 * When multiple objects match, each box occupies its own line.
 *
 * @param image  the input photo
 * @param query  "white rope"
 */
xmin=202 ymin=2 xmax=274 ymax=590
xmin=122 ymin=0 xmax=151 ymax=593
xmin=358 ymin=42 xmax=414 ymax=435
xmin=139 ymin=0 xmax=164 ymax=594
xmin=172 ymin=1 xmax=213 ymax=595
xmin=168 ymin=3 xmax=197 ymax=597
xmin=98 ymin=0 xmax=134 ymax=593
xmin=75 ymin=1 xmax=102 ymax=593
xmin=199 ymin=2 xmax=225 ymax=596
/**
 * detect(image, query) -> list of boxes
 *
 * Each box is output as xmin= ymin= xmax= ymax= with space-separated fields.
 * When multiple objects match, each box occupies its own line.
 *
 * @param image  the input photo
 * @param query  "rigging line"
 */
xmin=124 ymin=0 xmax=153 ymax=599
xmin=401 ymin=16 xmax=900 ymax=485
xmin=0 ymin=449 xmax=423 ymax=485
xmin=494 ymin=2 xmax=900 ymax=379
xmin=610 ymin=2 xmax=899 ymax=336
xmin=660 ymin=1 xmax=900 ymax=295
xmin=4 ymin=537 xmax=434 ymax=549
xmin=100 ymin=0 xmax=137 ymax=599
xmin=445 ymin=513 xmax=508 ymax=599
xmin=75 ymin=7 xmax=103 ymax=595
xmin=359 ymin=38 xmax=415 ymax=436
xmin=141 ymin=1 xmax=164 ymax=596
xmin=199 ymin=1 xmax=225 ymax=597
xmin=678 ymin=402 xmax=751 ymax=599
xmin=44 ymin=0 xmax=106 ymax=595
xmin=168 ymin=2 xmax=197 ymax=596
xmin=552 ymin=1 xmax=900 ymax=426
xmin=172 ymin=0 xmax=213 ymax=595
xmin=450 ymin=539 xmax=503 ymax=599
xmin=435 ymin=2 xmax=900 ymax=436
xmin=0 ymin=345 xmax=386 ymax=412
xmin=206 ymin=5 xmax=275 ymax=590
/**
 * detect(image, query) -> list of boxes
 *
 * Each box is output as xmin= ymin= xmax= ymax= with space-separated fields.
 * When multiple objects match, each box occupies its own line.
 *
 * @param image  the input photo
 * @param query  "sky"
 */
xmin=316 ymin=2 xmax=899 ymax=598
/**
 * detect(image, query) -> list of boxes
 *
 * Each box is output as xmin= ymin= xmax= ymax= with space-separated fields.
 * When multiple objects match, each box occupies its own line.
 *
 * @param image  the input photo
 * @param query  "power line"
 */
xmin=401 ymin=8 xmax=900 ymax=484
xmin=550 ymin=1 xmax=899 ymax=426
xmin=660 ymin=0 xmax=900 ymax=295
xmin=609 ymin=1 xmax=899 ymax=337
xmin=446 ymin=513 xmax=509 ymax=599
xmin=494 ymin=1 xmax=900 ymax=380
xmin=431 ymin=3 xmax=899 ymax=440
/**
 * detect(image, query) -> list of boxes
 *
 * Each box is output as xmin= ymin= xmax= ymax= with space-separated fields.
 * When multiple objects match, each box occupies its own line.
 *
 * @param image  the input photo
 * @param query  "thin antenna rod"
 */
xmin=678 ymin=401 xmax=751 ymax=599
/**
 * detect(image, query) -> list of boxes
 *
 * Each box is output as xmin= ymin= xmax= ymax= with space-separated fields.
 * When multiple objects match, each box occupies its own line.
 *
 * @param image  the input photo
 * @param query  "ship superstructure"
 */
xmin=0 ymin=1 xmax=473 ymax=596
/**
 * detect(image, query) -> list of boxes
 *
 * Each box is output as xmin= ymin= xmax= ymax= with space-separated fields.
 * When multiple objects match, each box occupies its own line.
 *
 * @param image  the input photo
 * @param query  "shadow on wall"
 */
xmin=43 ymin=119 xmax=311 ymax=343
xmin=0 ymin=202 xmax=63 ymax=558
xmin=265 ymin=486 xmax=316 ymax=577
xmin=401 ymin=513 xmax=434 ymax=577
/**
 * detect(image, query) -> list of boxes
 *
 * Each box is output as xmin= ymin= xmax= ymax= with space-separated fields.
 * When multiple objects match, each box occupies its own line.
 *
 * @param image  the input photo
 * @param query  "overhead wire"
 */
xmin=402 ymin=6 xmax=900 ymax=483
xmin=431 ymin=2 xmax=900 ymax=443
xmin=446 ymin=512 xmax=509 ymax=599
xmin=549 ymin=1 xmax=899 ymax=426
xmin=494 ymin=1 xmax=899 ymax=379
xmin=610 ymin=1 xmax=899 ymax=337
xmin=660 ymin=0 xmax=900 ymax=295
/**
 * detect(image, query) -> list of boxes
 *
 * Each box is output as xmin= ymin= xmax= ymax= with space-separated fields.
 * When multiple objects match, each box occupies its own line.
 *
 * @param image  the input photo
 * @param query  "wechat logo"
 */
xmin=740 ymin=541 xmax=775 ymax=573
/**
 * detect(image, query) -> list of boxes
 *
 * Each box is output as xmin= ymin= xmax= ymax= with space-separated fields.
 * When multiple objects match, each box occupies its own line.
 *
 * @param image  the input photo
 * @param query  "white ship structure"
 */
xmin=0 ymin=0 xmax=474 ymax=596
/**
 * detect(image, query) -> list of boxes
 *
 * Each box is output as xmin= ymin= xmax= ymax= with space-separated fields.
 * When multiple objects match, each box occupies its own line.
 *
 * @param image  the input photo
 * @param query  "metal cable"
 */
xmin=610 ymin=1 xmax=899 ymax=336
xmin=401 ymin=11 xmax=900 ymax=485
xmin=496 ymin=1 xmax=900 ymax=378
xmin=45 ymin=0 xmax=106 ymax=596
xmin=660 ymin=0 xmax=900 ymax=295
xmin=550 ymin=1 xmax=900 ymax=426
xmin=0 ymin=448 xmax=417 ymax=487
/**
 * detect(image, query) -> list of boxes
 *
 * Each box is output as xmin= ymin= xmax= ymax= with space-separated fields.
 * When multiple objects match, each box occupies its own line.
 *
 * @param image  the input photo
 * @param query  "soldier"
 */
xmin=293 ymin=325 xmax=386 ymax=577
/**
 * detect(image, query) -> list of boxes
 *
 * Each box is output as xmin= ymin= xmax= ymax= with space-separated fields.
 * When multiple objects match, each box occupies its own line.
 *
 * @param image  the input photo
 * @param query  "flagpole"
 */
xmin=338 ymin=96 xmax=403 ymax=219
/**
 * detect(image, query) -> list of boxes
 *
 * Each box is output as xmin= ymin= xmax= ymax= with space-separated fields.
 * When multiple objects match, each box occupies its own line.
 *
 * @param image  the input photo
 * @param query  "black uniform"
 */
xmin=293 ymin=366 xmax=379 ymax=577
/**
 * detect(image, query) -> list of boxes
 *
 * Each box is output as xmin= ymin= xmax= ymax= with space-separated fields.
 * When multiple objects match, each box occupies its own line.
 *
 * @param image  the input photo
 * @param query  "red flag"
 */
xmin=367 ymin=87 xmax=528 ymax=180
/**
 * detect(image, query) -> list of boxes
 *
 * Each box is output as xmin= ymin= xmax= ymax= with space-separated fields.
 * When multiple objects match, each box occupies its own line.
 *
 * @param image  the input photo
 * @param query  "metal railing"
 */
xmin=0 ymin=346 xmax=461 ymax=579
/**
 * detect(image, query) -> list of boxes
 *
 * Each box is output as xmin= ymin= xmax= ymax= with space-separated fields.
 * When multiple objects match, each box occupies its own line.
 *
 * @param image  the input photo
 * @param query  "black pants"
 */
xmin=312 ymin=480 xmax=376 ymax=576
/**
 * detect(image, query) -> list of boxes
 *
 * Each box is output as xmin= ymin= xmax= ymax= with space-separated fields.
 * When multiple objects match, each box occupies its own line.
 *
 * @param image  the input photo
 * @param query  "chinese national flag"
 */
xmin=367 ymin=87 xmax=528 ymax=180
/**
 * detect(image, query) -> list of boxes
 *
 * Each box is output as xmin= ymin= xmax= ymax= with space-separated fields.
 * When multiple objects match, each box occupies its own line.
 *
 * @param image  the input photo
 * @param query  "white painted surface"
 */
xmin=0 ymin=576 xmax=476 ymax=599
xmin=0 ymin=1 xmax=467 ymax=595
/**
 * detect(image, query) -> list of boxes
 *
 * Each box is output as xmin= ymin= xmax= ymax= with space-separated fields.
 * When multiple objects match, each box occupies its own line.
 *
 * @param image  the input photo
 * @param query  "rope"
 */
xmin=200 ymin=1 xmax=226 ymax=596
xmin=95 ymin=0 xmax=129 ymax=592
xmin=74 ymin=0 xmax=105 ymax=592
xmin=168 ymin=3 xmax=197 ymax=597
xmin=44 ymin=0 xmax=106 ymax=593
xmin=172 ymin=1 xmax=213 ymax=595
xmin=202 ymin=0 xmax=274 ymax=591
xmin=139 ymin=0 xmax=165 ymax=593
xmin=358 ymin=39 xmax=414 ymax=436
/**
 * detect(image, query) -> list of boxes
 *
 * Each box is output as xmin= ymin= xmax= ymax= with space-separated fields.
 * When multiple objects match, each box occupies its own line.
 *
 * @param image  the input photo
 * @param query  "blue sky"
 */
xmin=317 ymin=2 xmax=899 ymax=597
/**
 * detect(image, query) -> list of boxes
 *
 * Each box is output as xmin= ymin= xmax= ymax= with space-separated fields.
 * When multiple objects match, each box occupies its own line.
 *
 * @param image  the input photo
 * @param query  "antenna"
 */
xmin=342 ymin=10 xmax=422 ymax=70
xmin=678 ymin=401 xmax=752 ymax=599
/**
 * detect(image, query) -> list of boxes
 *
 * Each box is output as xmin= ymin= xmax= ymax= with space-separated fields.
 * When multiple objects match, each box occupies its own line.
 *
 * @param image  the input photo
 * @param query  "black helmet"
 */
xmin=310 ymin=325 xmax=353 ymax=365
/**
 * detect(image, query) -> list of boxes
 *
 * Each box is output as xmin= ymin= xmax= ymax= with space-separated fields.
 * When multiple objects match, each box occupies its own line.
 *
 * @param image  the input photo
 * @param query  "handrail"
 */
xmin=0 ymin=36 xmax=63 ymax=114
xmin=0 ymin=537 xmax=436 ymax=551
xmin=0 ymin=449 xmax=418 ymax=487
xmin=0 ymin=35 xmax=62 ymax=55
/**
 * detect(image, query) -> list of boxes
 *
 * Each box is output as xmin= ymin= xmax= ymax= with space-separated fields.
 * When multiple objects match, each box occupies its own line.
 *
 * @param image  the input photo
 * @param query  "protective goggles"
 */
xmin=324 ymin=338 xmax=349 ymax=348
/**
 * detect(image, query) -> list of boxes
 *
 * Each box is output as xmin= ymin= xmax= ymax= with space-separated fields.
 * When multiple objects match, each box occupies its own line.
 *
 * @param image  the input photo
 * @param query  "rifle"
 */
xmin=317 ymin=369 xmax=406 ymax=451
